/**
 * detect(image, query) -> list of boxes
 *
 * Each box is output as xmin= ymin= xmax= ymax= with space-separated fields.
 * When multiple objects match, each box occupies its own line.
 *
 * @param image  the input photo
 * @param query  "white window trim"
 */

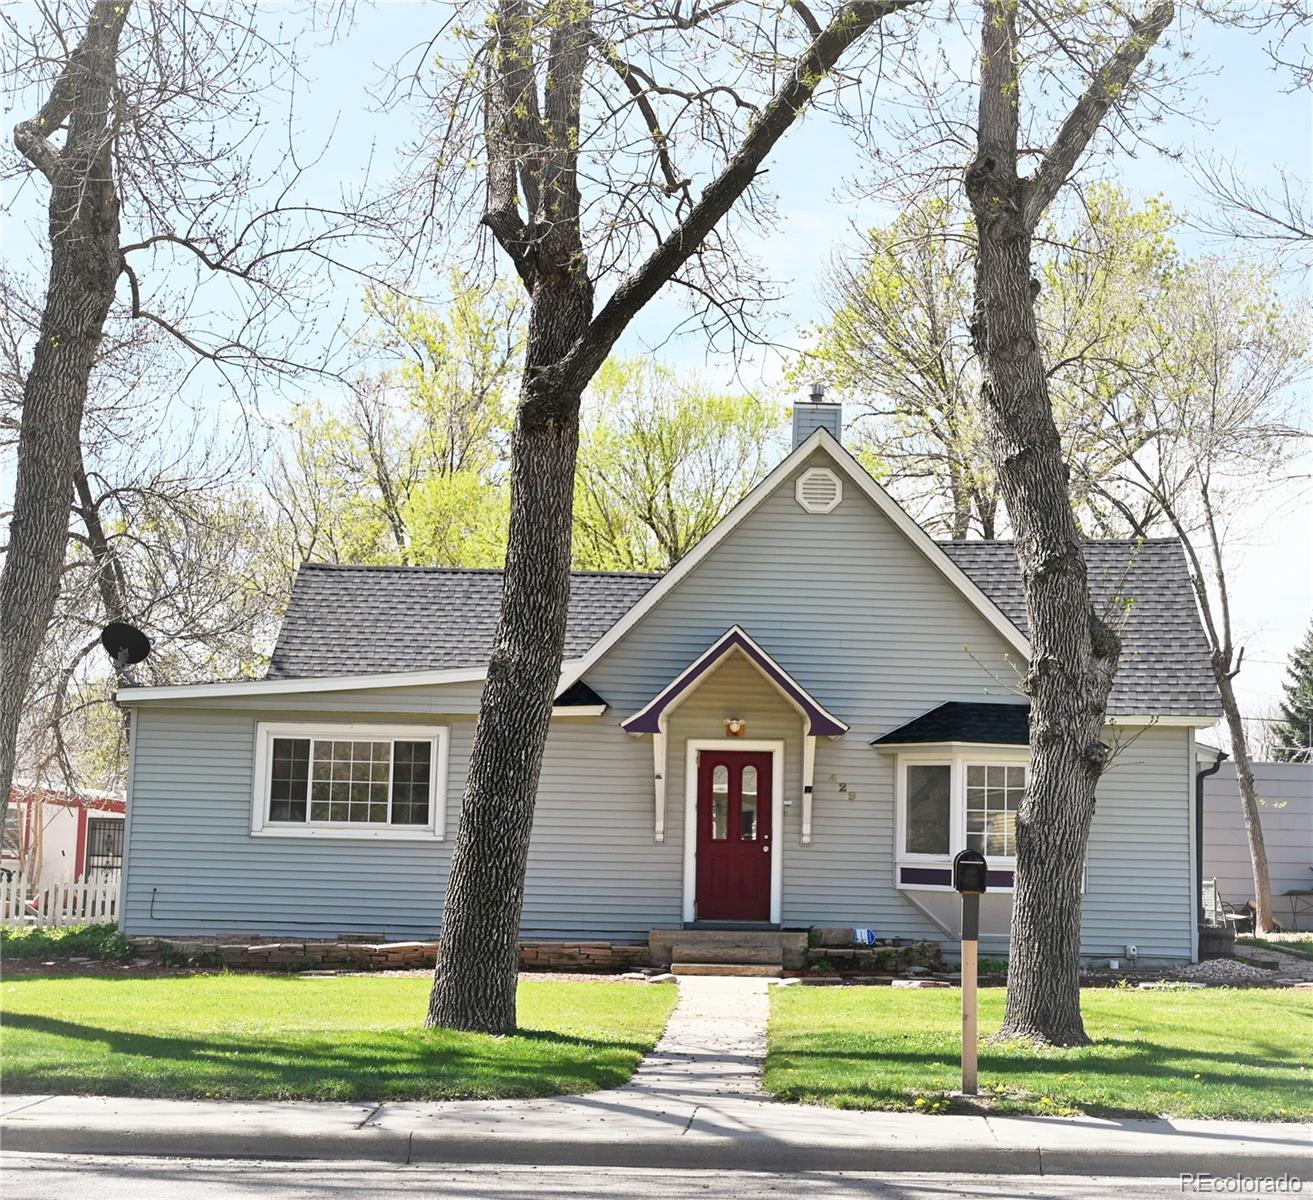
xmin=894 ymin=747 xmax=1028 ymax=884
xmin=895 ymin=755 xmax=959 ymax=866
xmin=683 ymin=739 xmax=784 ymax=925
xmin=251 ymin=721 xmax=450 ymax=841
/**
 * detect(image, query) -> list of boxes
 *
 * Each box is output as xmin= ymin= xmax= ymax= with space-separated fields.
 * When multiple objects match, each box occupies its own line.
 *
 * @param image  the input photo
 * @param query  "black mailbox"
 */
xmin=953 ymin=848 xmax=988 ymax=895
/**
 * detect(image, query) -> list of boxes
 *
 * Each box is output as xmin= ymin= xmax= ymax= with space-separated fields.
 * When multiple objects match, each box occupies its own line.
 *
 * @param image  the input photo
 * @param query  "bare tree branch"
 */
xmin=1023 ymin=2 xmax=1175 ymax=228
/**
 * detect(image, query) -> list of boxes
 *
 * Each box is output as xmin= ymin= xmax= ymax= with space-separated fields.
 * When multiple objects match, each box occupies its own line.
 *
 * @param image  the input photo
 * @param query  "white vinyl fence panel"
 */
xmin=0 ymin=872 xmax=120 ymax=927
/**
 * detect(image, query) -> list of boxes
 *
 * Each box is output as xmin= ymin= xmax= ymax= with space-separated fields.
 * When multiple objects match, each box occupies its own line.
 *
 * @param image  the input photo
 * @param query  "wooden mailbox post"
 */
xmin=952 ymin=848 xmax=987 ymax=1095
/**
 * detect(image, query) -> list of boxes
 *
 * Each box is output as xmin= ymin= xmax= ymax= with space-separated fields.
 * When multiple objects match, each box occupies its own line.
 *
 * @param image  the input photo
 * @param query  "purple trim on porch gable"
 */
xmin=621 ymin=626 xmax=849 ymax=737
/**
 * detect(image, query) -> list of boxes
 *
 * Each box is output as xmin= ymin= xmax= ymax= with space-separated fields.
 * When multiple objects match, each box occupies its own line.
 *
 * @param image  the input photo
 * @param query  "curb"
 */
xmin=3 ymin=1121 xmax=1309 ymax=1178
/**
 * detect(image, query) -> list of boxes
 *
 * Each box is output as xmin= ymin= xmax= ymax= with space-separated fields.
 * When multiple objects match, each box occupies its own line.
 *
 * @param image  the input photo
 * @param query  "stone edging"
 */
xmin=129 ymin=937 xmax=651 ymax=973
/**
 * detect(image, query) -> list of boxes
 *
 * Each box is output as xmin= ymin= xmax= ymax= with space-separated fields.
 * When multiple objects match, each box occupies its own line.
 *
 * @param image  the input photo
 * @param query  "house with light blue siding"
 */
xmin=115 ymin=399 xmax=1222 ymax=965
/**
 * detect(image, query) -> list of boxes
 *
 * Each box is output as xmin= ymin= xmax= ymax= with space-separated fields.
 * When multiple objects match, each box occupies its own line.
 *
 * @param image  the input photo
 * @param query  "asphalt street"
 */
xmin=2 ymin=1155 xmax=1196 ymax=1199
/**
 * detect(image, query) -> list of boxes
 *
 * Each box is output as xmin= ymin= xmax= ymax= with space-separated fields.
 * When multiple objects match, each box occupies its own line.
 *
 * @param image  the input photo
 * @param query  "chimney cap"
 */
xmin=809 ymin=381 xmax=825 ymax=402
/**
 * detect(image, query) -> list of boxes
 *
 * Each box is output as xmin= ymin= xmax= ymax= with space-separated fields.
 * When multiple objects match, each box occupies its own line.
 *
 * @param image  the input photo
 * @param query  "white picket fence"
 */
xmin=0 ymin=872 xmax=120 ymax=928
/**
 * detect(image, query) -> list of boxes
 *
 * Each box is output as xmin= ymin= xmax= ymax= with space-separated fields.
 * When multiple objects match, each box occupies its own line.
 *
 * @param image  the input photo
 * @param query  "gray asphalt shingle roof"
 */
xmin=269 ymin=539 xmax=1219 ymax=717
xmin=872 ymin=700 xmax=1031 ymax=746
xmin=267 ymin=565 xmax=658 ymax=679
xmin=937 ymin=538 xmax=1220 ymax=717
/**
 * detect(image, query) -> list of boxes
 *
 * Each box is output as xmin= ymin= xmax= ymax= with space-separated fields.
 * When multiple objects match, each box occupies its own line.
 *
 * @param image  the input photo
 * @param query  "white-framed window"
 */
xmin=904 ymin=761 xmax=953 ymax=856
xmin=965 ymin=763 xmax=1024 ymax=858
xmin=251 ymin=722 xmax=449 ymax=840
xmin=894 ymin=750 xmax=1027 ymax=879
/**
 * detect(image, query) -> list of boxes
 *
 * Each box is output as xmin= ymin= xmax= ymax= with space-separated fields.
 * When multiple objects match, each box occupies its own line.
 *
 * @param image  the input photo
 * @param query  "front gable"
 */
xmin=571 ymin=432 xmax=1029 ymax=704
xmin=583 ymin=436 xmax=1029 ymax=737
xmin=621 ymin=626 xmax=849 ymax=737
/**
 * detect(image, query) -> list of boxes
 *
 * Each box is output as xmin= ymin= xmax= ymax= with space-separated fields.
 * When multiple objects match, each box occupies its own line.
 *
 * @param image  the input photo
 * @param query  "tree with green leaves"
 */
xmin=1271 ymin=623 xmax=1313 ymax=763
xmin=266 ymin=280 xmax=524 ymax=570
xmin=802 ymin=185 xmax=1182 ymax=540
xmin=1095 ymin=254 xmax=1309 ymax=933
xmin=269 ymin=346 xmax=781 ymax=578
xmin=404 ymin=473 xmax=511 ymax=569
xmin=573 ymin=361 xmax=784 ymax=572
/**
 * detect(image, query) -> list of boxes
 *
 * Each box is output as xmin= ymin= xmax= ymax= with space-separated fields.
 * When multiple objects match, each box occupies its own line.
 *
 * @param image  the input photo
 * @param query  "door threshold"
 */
xmin=684 ymin=920 xmax=781 ymax=931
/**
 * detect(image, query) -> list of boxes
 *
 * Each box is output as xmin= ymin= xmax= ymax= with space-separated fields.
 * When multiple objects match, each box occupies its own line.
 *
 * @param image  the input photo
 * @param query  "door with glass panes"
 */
xmin=694 ymin=749 xmax=772 ymax=921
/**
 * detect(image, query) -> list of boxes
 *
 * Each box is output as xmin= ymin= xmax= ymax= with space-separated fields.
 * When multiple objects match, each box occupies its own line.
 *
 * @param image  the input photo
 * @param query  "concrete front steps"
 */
xmin=649 ymin=928 xmax=807 ymax=978
xmin=671 ymin=961 xmax=782 ymax=977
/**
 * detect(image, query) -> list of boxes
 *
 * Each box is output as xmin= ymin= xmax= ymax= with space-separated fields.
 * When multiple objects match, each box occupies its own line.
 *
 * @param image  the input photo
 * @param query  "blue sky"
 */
xmin=3 ymin=4 xmax=1309 ymax=733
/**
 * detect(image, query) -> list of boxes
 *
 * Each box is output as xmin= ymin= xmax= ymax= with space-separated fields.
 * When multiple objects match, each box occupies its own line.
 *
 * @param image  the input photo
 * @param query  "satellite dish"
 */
xmin=101 ymin=622 xmax=151 ymax=668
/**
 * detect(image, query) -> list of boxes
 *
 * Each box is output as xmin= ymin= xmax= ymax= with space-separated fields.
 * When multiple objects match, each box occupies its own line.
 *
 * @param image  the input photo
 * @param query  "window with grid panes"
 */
xmin=266 ymin=734 xmax=435 ymax=828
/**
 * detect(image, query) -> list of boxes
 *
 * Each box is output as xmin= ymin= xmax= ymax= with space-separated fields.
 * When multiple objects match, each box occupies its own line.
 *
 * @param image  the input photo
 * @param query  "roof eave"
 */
xmin=116 ymin=660 xmax=582 ymax=704
xmin=1107 ymin=713 xmax=1222 ymax=728
xmin=873 ymin=739 xmax=1029 ymax=752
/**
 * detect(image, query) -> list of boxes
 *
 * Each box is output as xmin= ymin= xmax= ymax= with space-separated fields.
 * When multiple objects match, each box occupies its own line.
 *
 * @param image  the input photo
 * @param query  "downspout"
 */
xmin=1195 ymin=748 xmax=1227 ymax=926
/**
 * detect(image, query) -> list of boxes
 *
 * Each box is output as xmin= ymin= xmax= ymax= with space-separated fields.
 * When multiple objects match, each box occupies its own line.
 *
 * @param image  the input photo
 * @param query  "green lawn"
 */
xmin=766 ymin=986 xmax=1312 ymax=1121
xmin=1 ymin=973 xmax=676 ymax=1101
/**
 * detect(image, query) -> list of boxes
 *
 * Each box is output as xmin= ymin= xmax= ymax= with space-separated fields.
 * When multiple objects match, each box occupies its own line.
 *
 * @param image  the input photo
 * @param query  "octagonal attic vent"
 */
xmin=795 ymin=467 xmax=843 ymax=514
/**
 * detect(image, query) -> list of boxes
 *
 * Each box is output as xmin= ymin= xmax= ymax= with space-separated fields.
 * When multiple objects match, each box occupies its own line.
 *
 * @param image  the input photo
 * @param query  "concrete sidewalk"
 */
xmin=4 ymin=1090 xmax=1308 ymax=1177
xmin=3 ymin=977 xmax=1309 ymax=1177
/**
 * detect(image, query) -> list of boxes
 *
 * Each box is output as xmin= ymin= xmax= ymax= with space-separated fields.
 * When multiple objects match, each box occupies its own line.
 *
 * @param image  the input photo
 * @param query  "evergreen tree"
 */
xmin=1272 ymin=622 xmax=1313 ymax=762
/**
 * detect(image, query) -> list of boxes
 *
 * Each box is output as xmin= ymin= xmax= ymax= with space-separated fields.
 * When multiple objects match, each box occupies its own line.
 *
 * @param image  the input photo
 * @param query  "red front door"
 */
xmin=695 ymin=749 xmax=772 ymax=921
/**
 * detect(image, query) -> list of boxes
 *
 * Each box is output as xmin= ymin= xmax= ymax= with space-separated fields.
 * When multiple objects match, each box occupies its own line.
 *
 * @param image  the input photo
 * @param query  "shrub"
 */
xmin=1 ymin=923 xmax=133 ymax=963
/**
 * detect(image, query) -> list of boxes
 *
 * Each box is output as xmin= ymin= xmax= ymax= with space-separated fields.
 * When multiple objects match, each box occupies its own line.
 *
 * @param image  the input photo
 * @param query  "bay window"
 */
xmin=252 ymin=722 xmax=449 ymax=839
xmin=895 ymin=752 xmax=1027 ymax=886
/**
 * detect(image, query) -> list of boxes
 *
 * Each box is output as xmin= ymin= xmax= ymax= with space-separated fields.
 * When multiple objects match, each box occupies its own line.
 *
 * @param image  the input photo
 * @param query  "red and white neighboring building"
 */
xmin=2 ymin=784 xmax=126 ymax=889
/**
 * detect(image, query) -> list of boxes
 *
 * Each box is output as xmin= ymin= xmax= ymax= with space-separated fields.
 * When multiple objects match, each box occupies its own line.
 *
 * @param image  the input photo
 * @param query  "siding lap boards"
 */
xmin=124 ymin=450 xmax=1207 ymax=958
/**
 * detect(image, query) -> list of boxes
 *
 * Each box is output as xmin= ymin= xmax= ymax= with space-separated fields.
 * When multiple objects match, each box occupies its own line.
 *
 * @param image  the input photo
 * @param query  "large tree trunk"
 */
xmin=968 ymin=200 xmax=1117 ymax=1046
xmin=965 ymin=10 xmax=1120 ymax=1046
xmin=426 ymin=274 xmax=592 ymax=1033
xmin=425 ymin=0 xmax=913 ymax=1035
xmin=2 ymin=0 xmax=127 ymax=824
xmin=1216 ymin=672 xmax=1274 ymax=933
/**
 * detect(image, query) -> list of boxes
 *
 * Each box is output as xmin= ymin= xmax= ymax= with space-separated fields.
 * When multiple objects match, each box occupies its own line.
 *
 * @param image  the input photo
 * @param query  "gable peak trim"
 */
xmin=620 ymin=624 xmax=849 ymax=738
xmin=564 ymin=429 xmax=1031 ymax=686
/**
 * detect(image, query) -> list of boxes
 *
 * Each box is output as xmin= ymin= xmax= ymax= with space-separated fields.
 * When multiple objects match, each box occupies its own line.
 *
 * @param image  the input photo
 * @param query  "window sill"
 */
xmin=251 ymin=825 xmax=443 ymax=842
